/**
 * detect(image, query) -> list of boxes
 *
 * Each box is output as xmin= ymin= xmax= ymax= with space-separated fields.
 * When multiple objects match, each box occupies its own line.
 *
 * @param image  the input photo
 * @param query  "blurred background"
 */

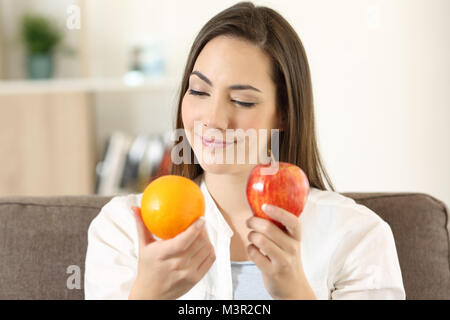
xmin=0 ymin=0 xmax=448 ymax=208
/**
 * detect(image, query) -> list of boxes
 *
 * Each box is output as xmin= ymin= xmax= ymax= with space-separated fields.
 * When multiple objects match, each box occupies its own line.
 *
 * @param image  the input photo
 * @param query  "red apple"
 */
xmin=246 ymin=162 xmax=310 ymax=230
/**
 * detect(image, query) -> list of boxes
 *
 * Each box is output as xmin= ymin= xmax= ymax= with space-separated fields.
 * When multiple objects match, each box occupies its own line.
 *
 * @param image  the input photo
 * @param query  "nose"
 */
xmin=202 ymin=97 xmax=229 ymax=131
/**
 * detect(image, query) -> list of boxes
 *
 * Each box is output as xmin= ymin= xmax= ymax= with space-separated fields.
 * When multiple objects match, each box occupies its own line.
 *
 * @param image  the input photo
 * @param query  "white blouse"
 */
xmin=84 ymin=173 xmax=405 ymax=300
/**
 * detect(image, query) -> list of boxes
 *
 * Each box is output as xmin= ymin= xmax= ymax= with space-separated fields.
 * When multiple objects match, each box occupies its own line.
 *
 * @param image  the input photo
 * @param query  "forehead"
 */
xmin=192 ymin=35 xmax=273 ymax=90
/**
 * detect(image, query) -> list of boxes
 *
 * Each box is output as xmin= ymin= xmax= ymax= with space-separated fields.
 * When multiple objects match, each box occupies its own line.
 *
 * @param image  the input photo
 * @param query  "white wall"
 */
xmin=1 ymin=0 xmax=449 ymax=207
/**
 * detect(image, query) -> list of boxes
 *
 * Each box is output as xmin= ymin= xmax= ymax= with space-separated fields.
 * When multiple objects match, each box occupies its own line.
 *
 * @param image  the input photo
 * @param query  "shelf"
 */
xmin=0 ymin=76 xmax=179 ymax=95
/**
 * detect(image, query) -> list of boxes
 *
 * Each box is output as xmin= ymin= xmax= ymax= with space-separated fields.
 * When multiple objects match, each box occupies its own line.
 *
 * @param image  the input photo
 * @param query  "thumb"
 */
xmin=131 ymin=206 xmax=156 ymax=247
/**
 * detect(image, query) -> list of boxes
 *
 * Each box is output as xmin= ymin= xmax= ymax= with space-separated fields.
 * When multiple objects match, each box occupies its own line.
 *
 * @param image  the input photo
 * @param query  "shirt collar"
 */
xmin=199 ymin=174 xmax=234 ymax=238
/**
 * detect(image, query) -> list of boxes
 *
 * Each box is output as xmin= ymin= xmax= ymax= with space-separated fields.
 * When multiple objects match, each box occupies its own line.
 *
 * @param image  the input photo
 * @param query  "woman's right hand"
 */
xmin=128 ymin=206 xmax=215 ymax=300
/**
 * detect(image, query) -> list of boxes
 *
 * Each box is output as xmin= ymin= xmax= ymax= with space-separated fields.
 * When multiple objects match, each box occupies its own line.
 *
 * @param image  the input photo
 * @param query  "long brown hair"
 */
xmin=170 ymin=1 xmax=335 ymax=191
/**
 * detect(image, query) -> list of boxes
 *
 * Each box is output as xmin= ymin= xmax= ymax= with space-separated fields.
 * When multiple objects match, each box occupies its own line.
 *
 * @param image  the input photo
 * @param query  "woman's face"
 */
xmin=181 ymin=35 xmax=280 ymax=175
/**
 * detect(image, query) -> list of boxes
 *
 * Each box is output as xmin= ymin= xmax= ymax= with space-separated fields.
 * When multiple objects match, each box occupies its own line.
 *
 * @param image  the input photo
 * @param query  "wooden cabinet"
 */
xmin=0 ymin=91 xmax=96 ymax=196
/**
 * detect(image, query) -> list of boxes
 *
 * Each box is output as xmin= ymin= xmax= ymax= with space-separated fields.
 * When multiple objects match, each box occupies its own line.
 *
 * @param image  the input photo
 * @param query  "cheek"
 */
xmin=236 ymin=109 xmax=275 ymax=131
xmin=181 ymin=95 xmax=196 ymax=130
xmin=239 ymin=117 xmax=261 ymax=130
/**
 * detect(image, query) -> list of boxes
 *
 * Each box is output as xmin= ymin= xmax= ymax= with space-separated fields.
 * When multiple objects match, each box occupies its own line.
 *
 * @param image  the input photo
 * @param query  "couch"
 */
xmin=0 ymin=192 xmax=449 ymax=300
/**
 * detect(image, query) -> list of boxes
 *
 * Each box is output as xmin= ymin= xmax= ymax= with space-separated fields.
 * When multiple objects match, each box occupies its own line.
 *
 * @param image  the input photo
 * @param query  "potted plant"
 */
xmin=20 ymin=13 xmax=62 ymax=79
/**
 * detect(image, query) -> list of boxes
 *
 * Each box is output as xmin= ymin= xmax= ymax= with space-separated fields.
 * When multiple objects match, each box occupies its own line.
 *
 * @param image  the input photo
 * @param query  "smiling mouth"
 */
xmin=195 ymin=134 xmax=236 ymax=147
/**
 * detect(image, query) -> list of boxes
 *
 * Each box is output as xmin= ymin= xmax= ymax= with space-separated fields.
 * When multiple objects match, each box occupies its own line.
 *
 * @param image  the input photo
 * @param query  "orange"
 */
xmin=140 ymin=175 xmax=205 ymax=240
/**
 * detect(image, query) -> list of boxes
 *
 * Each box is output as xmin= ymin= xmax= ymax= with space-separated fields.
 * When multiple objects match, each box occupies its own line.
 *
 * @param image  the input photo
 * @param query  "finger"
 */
xmin=191 ymin=241 xmax=214 ymax=270
xmin=262 ymin=204 xmax=302 ymax=241
xmin=131 ymin=206 xmax=156 ymax=248
xmin=196 ymin=247 xmax=216 ymax=275
xmin=246 ymin=216 xmax=294 ymax=254
xmin=184 ymin=228 xmax=209 ymax=261
xmin=247 ymin=243 xmax=271 ymax=274
xmin=161 ymin=218 xmax=205 ymax=259
xmin=248 ymin=230 xmax=285 ymax=264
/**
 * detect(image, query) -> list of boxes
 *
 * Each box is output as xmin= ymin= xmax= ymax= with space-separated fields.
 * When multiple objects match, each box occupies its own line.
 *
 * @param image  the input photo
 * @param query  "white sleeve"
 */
xmin=330 ymin=220 xmax=406 ymax=300
xmin=84 ymin=195 xmax=139 ymax=300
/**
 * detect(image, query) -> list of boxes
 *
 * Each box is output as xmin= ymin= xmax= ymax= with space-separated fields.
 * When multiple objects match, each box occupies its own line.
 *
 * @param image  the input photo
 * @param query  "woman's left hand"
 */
xmin=246 ymin=203 xmax=316 ymax=300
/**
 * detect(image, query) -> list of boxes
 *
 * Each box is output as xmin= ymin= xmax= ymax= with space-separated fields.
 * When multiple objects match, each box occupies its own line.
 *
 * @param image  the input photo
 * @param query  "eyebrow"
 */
xmin=190 ymin=70 xmax=262 ymax=93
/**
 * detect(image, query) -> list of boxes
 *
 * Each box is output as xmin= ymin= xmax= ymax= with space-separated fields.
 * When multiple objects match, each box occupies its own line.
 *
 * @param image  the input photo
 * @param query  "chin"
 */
xmin=198 ymin=160 xmax=256 ymax=177
xmin=198 ymin=161 xmax=237 ymax=174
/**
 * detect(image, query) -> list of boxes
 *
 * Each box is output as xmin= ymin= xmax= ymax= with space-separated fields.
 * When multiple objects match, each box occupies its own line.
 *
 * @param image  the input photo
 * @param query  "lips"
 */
xmin=196 ymin=134 xmax=235 ymax=147
xmin=202 ymin=136 xmax=233 ymax=146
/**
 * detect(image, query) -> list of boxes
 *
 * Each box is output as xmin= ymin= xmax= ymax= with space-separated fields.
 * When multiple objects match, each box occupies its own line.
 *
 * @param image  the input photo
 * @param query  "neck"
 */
xmin=203 ymin=169 xmax=253 ymax=219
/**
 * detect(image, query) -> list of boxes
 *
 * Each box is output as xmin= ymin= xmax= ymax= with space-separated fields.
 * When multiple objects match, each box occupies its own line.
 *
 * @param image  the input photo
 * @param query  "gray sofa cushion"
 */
xmin=344 ymin=192 xmax=450 ymax=299
xmin=0 ymin=195 xmax=112 ymax=300
xmin=0 ymin=192 xmax=448 ymax=299
xmin=345 ymin=192 xmax=450 ymax=299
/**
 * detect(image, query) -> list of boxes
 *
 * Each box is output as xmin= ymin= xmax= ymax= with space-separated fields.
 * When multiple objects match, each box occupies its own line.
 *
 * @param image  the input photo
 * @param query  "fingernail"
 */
xmin=262 ymin=204 xmax=270 ymax=212
xmin=196 ymin=219 xmax=205 ymax=229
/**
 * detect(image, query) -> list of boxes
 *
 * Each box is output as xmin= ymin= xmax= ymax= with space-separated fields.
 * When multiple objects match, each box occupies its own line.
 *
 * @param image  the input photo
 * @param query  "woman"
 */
xmin=85 ymin=2 xmax=405 ymax=300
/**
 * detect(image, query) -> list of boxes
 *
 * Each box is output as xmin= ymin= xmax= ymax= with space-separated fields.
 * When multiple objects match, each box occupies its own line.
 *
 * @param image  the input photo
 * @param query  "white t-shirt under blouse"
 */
xmin=84 ymin=173 xmax=405 ymax=300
